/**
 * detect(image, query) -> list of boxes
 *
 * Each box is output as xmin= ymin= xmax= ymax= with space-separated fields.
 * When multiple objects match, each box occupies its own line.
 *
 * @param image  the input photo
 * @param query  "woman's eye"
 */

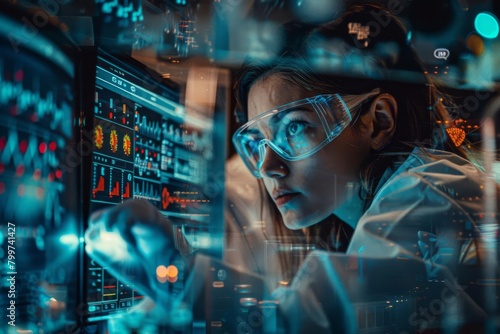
xmin=286 ymin=122 xmax=307 ymax=136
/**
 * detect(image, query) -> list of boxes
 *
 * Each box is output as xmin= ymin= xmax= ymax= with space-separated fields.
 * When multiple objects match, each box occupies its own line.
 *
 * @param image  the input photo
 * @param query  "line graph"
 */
xmin=134 ymin=111 xmax=161 ymax=140
xmin=0 ymin=61 xmax=72 ymax=137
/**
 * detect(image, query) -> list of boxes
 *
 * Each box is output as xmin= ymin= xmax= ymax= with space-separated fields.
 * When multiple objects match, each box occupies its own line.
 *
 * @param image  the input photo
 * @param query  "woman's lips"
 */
xmin=275 ymin=193 xmax=299 ymax=206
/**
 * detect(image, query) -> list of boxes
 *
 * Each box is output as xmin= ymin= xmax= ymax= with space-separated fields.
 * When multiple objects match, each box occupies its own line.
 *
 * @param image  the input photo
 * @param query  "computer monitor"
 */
xmin=80 ymin=49 xmax=226 ymax=322
xmin=0 ymin=2 xmax=81 ymax=333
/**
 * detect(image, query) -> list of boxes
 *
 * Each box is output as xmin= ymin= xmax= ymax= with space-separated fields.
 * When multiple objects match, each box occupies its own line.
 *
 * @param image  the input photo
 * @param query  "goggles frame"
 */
xmin=233 ymin=89 xmax=381 ymax=178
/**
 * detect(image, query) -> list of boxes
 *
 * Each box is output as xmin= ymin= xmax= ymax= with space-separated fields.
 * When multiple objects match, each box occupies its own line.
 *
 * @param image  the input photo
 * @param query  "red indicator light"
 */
xmin=39 ymin=142 xmax=47 ymax=154
xmin=19 ymin=140 xmax=28 ymax=153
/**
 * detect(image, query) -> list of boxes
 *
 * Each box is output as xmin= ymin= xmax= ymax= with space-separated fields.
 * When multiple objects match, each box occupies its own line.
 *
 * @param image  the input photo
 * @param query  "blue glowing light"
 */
xmin=59 ymin=234 xmax=79 ymax=247
xmin=474 ymin=12 xmax=499 ymax=39
xmin=406 ymin=30 xmax=412 ymax=44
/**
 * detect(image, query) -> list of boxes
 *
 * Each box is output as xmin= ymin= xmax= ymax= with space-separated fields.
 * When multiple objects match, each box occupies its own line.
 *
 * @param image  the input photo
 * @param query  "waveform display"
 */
xmin=134 ymin=155 xmax=161 ymax=178
xmin=134 ymin=138 xmax=161 ymax=178
xmin=94 ymin=88 xmax=135 ymax=128
xmin=162 ymin=119 xmax=184 ymax=144
xmin=135 ymin=137 xmax=161 ymax=152
xmin=0 ymin=60 xmax=73 ymax=137
xmin=91 ymin=163 xmax=132 ymax=204
xmin=1 ymin=127 xmax=62 ymax=176
xmin=0 ymin=124 xmax=68 ymax=226
xmin=133 ymin=178 xmax=160 ymax=202
xmin=160 ymin=180 xmax=209 ymax=216
xmin=135 ymin=110 xmax=162 ymax=140
xmin=160 ymin=186 xmax=205 ymax=210
xmin=93 ymin=118 xmax=134 ymax=162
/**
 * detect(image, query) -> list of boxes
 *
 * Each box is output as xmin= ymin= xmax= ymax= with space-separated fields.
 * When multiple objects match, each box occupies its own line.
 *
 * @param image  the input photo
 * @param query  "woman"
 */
xmin=86 ymin=3 xmax=490 ymax=332
xmin=233 ymin=3 xmax=484 ymax=284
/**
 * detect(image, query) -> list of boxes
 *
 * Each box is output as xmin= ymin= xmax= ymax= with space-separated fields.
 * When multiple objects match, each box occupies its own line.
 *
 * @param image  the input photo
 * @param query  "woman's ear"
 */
xmin=363 ymin=94 xmax=398 ymax=151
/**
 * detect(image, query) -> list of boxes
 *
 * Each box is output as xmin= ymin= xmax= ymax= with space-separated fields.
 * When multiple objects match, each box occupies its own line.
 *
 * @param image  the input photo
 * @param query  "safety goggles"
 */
xmin=233 ymin=89 xmax=381 ymax=178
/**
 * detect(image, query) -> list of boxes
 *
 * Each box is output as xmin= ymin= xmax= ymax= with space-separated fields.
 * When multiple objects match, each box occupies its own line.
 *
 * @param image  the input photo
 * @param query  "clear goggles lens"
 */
xmin=233 ymin=90 xmax=380 ymax=178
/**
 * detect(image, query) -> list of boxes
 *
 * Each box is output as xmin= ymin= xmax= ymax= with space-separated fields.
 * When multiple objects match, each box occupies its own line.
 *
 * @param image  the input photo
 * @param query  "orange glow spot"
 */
xmin=94 ymin=125 xmax=104 ymax=149
xmin=157 ymin=265 xmax=179 ymax=283
xmin=166 ymin=265 xmax=178 ymax=278
xmin=33 ymin=169 xmax=41 ymax=180
xmin=156 ymin=265 xmax=168 ymax=278
xmin=212 ymin=281 xmax=224 ymax=288
xmin=123 ymin=134 xmax=131 ymax=156
xmin=36 ymin=187 xmax=44 ymax=199
xmin=110 ymin=130 xmax=118 ymax=153
xmin=446 ymin=127 xmax=466 ymax=147
xmin=466 ymin=33 xmax=485 ymax=56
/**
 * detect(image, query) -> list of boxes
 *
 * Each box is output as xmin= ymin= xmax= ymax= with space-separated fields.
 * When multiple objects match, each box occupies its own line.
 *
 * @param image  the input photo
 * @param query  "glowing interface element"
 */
xmin=474 ymin=12 xmax=500 ymax=39
xmin=433 ymin=48 xmax=450 ymax=60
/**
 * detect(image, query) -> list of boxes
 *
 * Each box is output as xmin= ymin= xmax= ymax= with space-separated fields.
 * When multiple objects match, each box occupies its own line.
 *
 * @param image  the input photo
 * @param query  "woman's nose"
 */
xmin=259 ymin=145 xmax=288 ymax=178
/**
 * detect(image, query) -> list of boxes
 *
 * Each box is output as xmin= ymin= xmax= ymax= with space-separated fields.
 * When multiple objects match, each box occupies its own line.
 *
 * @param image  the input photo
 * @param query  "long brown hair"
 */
xmin=234 ymin=3 xmax=473 ymax=279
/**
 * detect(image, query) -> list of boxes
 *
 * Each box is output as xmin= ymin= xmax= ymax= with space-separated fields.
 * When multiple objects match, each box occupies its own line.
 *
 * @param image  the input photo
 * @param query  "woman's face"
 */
xmin=247 ymin=75 xmax=372 ymax=229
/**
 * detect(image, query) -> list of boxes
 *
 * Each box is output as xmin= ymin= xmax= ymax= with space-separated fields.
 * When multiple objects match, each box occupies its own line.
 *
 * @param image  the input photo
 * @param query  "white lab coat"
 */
xmin=272 ymin=148 xmax=492 ymax=333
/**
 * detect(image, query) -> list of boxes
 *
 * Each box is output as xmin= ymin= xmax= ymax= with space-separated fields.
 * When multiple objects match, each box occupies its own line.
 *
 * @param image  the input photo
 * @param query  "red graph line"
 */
xmin=109 ymin=181 xmax=120 ymax=197
xmin=123 ymin=182 xmax=130 ymax=198
xmin=92 ymin=176 xmax=105 ymax=198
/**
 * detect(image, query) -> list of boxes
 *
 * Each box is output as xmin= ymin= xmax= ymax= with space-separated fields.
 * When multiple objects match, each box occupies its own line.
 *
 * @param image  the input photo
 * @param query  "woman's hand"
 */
xmin=84 ymin=199 xmax=180 ymax=312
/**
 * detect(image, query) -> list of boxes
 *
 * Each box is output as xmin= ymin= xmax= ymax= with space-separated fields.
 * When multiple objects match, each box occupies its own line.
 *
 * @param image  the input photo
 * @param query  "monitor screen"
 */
xmin=82 ymin=50 xmax=225 ymax=322
xmin=0 ymin=2 xmax=81 ymax=332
